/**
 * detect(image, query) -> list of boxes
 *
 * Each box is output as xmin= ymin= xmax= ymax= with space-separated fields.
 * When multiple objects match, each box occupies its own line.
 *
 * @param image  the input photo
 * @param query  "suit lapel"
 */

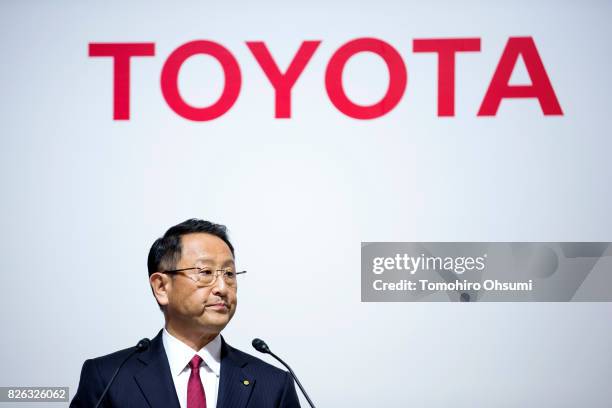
xmin=133 ymin=330 xmax=181 ymax=408
xmin=217 ymin=337 xmax=255 ymax=408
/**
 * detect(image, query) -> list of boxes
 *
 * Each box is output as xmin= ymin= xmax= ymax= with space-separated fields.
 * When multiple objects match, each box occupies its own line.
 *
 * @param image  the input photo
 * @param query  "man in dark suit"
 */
xmin=71 ymin=219 xmax=300 ymax=408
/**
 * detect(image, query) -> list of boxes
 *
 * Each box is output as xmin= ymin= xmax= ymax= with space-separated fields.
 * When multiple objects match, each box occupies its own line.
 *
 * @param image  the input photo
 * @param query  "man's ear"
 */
xmin=150 ymin=272 xmax=170 ymax=307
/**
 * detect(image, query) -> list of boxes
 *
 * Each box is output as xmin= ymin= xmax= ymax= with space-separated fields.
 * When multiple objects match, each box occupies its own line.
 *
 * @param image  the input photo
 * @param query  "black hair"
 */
xmin=147 ymin=218 xmax=234 ymax=277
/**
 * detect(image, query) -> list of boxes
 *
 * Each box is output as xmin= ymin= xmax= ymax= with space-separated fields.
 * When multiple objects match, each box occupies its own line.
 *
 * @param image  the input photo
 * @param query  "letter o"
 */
xmin=325 ymin=38 xmax=407 ymax=119
xmin=161 ymin=40 xmax=241 ymax=121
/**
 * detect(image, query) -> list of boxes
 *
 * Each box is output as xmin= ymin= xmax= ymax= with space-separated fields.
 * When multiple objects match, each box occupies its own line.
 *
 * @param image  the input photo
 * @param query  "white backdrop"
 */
xmin=1 ymin=1 xmax=611 ymax=407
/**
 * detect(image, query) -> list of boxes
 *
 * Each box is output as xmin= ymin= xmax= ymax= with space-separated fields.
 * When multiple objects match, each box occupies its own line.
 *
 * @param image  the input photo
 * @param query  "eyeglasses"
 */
xmin=160 ymin=268 xmax=246 ymax=287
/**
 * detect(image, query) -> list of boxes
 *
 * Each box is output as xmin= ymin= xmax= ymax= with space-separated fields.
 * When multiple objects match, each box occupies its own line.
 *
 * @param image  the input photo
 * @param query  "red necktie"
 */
xmin=187 ymin=355 xmax=207 ymax=408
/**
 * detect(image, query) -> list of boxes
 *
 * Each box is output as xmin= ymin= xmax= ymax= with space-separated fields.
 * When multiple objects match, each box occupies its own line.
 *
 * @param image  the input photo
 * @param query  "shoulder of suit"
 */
xmin=223 ymin=342 xmax=289 ymax=377
xmin=86 ymin=345 xmax=140 ymax=370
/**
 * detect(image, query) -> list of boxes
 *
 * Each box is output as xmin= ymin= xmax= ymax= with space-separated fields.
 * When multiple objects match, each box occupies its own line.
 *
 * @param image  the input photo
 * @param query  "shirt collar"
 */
xmin=162 ymin=328 xmax=222 ymax=377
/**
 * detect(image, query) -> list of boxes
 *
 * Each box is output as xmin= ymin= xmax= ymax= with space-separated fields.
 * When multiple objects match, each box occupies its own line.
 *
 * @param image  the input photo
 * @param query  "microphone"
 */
xmin=93 ymin=338 xmax=151 ymax=408
xmin=252 ymin=338 xmax=316 ymax=408
xmin=135 ymin=338 xmax=151 ymax=351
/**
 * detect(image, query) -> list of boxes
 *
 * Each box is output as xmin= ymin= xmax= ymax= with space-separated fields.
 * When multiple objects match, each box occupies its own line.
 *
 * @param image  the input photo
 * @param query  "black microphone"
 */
xmin=252 ymin=338 xmax=316 ymax=408
xmin=93 ymin=338 xmax=151 ymax=408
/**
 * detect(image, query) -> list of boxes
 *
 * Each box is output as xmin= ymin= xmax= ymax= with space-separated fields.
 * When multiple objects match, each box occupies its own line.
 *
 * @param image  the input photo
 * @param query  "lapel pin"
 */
xmin=242 ymin=380 xmax=250 ymax=386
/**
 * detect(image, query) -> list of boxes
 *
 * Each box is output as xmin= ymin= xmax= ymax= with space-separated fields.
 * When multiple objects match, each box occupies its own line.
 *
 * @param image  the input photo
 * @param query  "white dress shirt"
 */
xmin=162 ymin=328 xmax=222 ymax=408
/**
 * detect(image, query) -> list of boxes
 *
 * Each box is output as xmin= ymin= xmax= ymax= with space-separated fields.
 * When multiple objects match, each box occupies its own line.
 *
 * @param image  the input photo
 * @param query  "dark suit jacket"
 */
xmin=70 ymin=330 xmax=300 ymax=408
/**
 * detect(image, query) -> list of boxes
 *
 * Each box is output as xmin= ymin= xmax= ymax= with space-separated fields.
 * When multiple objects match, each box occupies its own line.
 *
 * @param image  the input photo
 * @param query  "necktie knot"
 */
xmin=189 ymin=355 xmax=203 ymax=371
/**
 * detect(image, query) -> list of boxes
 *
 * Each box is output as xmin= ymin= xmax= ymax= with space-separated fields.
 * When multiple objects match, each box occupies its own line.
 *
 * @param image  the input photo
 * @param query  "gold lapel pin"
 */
xmin=243 ymin=380 xmax=250 ymax=386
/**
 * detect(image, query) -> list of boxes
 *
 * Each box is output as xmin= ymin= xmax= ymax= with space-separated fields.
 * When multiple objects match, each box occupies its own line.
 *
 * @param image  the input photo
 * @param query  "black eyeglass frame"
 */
xmin=159 ymin=268 xmax=247 ymax=286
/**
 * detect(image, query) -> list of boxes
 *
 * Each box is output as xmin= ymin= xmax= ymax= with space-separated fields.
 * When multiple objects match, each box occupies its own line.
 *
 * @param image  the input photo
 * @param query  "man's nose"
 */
xmin=211 ymin=272 xmax=229 ymax=295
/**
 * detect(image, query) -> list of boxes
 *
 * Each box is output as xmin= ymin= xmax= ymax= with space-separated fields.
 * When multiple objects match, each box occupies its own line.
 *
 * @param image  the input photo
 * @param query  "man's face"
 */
xmin=163 ymin=233 xmax=238 ymax=336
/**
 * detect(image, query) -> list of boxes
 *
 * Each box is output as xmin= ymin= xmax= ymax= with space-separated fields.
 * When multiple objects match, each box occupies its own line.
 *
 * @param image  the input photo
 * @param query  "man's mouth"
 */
xmin=206 ymin=302 xmax=229 ymax=310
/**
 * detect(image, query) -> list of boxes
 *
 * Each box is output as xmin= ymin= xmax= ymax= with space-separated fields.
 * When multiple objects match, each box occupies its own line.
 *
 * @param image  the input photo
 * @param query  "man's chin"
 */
xmin=198 ymin=315 xmax=232 ymax=331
